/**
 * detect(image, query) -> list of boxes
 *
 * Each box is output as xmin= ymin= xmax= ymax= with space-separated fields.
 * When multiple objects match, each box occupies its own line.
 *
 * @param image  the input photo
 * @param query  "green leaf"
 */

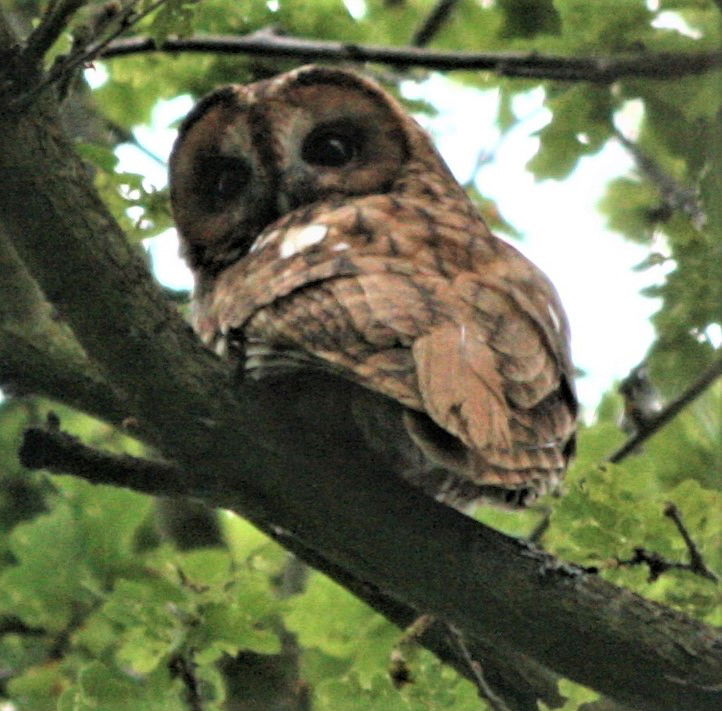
xmin=146 ymin=0 xmax=198 ymax=44
xmin=7 ymin=662 xmax=66 ymax=711
xmin=100 ymin=578 xmax=187 ymax=673
xmin=528 ymin=86 xmax=613 ymax=179
xmin=57 ymin=661 xmax=186 ymax=711
xmin=0 ymin=505 xmax=91 ymax=631
xmin=287 ymin=574 xmax=387 ymax=660
xmin=498 ymin=0 xmax=561 ymax=38
xmin=554 ymin=0 xmax=654 ymax=51
xmin=598 ymin=177 xmax=660 ymax=243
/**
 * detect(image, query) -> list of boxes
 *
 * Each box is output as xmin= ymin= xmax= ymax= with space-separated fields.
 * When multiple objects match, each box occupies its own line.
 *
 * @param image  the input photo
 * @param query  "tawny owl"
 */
xmin=169 ymin=65 xmax=577 ymax=509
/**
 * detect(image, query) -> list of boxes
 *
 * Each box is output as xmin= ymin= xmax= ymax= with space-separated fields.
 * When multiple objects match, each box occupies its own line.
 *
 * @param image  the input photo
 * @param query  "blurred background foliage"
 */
xmin=0 ymin=0 xmax=720 ymax=709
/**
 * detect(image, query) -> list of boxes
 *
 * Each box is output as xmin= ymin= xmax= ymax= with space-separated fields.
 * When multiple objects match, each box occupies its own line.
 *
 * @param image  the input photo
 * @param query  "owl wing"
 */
xmin=202 ymin=202 xmax=576 ymax=495
xmin=411 ymin=269 xmax=576 ymax=491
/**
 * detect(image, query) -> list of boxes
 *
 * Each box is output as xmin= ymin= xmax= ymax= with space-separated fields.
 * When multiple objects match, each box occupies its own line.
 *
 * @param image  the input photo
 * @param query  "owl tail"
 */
xmin=407 ymin=324 xmax=564 ymax=502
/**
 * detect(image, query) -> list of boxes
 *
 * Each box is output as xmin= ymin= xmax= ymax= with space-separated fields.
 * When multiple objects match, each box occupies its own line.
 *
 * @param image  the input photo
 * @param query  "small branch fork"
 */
xmin=24 ymin=0 xmax=86 ymax=63
xmin=447 ymin=624 xmax=513 ymax=711
xmin=608 ymin=354 xmax=722 ymax=464
xmin=616 ymin=503 xmax=719 ymax=583
xmin=8 ymin=0 xmax=172 ymax=110
xmin=664 ymin=503 xmax=719 ymax=583
xmin=52 ymin=0 xmax=171 ymax=81
xmin=98 ymin=34 xmax=722 ymax=83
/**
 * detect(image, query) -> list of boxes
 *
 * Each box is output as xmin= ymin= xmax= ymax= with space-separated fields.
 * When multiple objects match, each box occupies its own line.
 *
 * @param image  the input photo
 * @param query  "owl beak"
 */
xmin=277 ymin=167 xmax=318 ymax=213
xmin=276 ymin=190 xmax=293 ymax=215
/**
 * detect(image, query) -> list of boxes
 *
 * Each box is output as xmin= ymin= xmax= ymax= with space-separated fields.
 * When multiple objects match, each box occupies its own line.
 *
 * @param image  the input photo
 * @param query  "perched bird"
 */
xmin=169 ymin=65 xmax=577 ymax=509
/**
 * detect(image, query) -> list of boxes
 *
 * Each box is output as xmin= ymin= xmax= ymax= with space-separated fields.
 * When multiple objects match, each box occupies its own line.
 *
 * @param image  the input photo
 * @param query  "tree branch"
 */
xmin=609 ymin=354 xmax=722 ymax=463
xmin=11 ymin=0 xmax=174 ymax=111
xmin=2 ymin=11 xmax=722 ymax=711
xmin=614 ymin=128 xmax=705 ymax=229
xmin=0 ymin=228 xmax=135 ymax=428
xmin=18 ymin=424 xmax=563 ymax=711
xmin=616 ymin=500 xmax=719 ymax=584
xmin=169 ymin=653 xmax=204 ymax=711
xmin=24 ymin=0 xmax=85 ymax=63
xmin=665 ymin=502 xmax=719 ymax=583
xmin=19 ymin=426 xmax=179 ymax=495
xmin=99 ymin=34 xmax=722 ymax=83
xmin=411 ymin=0 xmax=462 ymax=47
xmin=448 ymin=624 xmax=514 ymax=711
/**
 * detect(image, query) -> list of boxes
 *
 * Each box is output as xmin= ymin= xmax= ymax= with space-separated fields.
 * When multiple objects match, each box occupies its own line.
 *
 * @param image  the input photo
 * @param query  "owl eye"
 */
xmin=302 ymin=126 xmax=361 ymax=167
xmin=203 ymin=156 xmax=250 ymax=206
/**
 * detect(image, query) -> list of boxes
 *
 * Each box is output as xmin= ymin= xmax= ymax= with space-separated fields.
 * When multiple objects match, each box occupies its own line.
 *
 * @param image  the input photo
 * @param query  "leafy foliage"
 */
xmin=1 ymin=0 xmax=720 ymax=709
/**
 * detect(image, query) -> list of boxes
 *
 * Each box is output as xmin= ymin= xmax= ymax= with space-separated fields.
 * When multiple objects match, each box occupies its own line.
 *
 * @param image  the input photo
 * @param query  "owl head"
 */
xmin=169 ymin=65 xmax=467 ymax=279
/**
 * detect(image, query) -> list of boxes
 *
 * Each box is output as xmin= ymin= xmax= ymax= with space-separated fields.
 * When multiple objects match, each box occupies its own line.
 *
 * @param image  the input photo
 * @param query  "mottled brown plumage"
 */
xmin=169 ymin=65 xmax=577 ymax=508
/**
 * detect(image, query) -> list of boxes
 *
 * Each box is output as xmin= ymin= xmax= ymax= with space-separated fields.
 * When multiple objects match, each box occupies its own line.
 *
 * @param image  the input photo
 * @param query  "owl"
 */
xmin=169 ymin=65 xmax=577 ymax=509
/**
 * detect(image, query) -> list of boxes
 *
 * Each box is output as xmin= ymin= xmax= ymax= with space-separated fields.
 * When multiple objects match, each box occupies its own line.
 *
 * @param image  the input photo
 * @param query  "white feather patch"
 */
xmin=213 ymin=337 xmax=228 ymax=359
xmin=547 ymin=303 xmax=562 ymax=332
xmin=249 ymin=228 xmax=280 ymax=254
xmin=278 ymin=224 xmax=328 ymax=258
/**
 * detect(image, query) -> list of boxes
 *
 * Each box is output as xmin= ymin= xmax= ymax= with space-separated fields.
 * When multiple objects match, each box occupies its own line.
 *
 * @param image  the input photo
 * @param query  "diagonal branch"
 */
xmin=0 ymin=228 xmax=135 ymax=429
xmin=608 ymin=354 xmax=722 ymax=463
xmin=614 ymin=128 xmax=705 ymax=228
xmin=665 ymin=502 xmax=719 ymax=583
xmin=99 ymin=34 xmax=722 ymax=83
xmin=19 ymin=424 xmax=564 ymax=711
xmin=411 ymin=0 xmax=462 ymax=47
xmin=24 ymin=0 xmax=86 ymax=62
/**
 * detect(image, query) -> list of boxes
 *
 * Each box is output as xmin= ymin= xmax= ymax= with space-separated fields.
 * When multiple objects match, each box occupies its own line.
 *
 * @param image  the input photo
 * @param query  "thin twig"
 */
xmin=528 ymin=509 xmax=551 ymax=544
xmin=608 ymin=354 xmax=722 ymax=464
xmin=664 ymin=503 xmax=719 ymax=583
xmin=99 ymin=34 xmax=722 ymax=83
xmin=617 ymin=548 xmax=698 ymax=583
xmin=614 ymin=128 xmax=705 ymax=228
xmin=412 ymin=0 xmax=462 ymax=47
xmin=388 ymin=614 xmax=435 ymax=688
xmin=106 ymin=117 xmax=167 ymax=166
xmin=24 ymin=0 xmax=86 ymax=62
xmin=57 ymin=0 xmax=166 ymax=80
xmin=169 ymin=653 xmax=204 ymax=711
xmin=447 ymin=624 xmax=514 ymax=711
xmin=615 ymin=502 xmax=717 ymax=583
xmin=11 ymin=0 xmax=170 ymax=110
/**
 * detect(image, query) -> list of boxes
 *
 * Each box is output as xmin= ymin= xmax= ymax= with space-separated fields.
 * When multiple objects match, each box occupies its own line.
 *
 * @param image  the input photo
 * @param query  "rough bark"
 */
xmin=1 ymin=11 xmax=721 ymax=711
